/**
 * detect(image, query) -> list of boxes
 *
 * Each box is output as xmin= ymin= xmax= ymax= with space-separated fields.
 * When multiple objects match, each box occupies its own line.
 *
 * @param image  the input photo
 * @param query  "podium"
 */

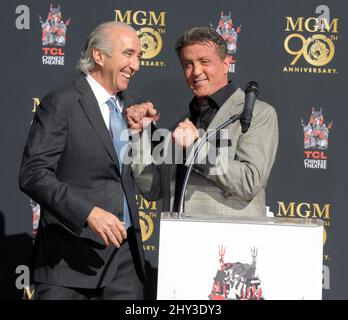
xmin=157 ymin=212 xmax=323 ymax=300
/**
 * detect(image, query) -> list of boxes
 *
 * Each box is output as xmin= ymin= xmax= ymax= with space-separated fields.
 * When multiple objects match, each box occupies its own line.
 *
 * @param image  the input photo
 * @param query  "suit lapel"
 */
xmin=208 ymin=88 xmax=245 ymax=130
xmin=120 ymin=92 xmax=142 ymax=226
xmin=75 ymin=75 xmax=121 ymax=174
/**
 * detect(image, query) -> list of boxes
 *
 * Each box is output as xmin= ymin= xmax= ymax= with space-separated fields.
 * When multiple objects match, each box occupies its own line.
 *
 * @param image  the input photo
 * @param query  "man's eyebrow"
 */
xmin=123 ymin=48 xmax=135 ymax=53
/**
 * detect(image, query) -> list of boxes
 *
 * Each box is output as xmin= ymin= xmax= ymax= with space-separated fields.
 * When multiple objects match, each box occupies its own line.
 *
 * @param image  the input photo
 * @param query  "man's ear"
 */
xmin=92 ymin=48 xmax=104 ymax=67
xmin=223 ymin=55 xmax=232 ymax=74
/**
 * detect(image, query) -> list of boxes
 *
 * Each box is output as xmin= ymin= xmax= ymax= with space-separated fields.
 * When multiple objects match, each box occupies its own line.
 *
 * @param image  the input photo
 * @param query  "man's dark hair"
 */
xmin=175 ymin=26 xmax=228 ymax=60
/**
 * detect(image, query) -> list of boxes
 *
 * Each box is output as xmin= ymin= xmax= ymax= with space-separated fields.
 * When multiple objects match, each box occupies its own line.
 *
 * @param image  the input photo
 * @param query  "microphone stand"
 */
xmin=177 ymin=113 xmax=241 ymax=215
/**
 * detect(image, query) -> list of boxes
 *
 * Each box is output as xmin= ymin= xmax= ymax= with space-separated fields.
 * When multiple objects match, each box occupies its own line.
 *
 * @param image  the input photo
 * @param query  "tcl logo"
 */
xmin=42 ymin=48 xmax=65 ymax=56
xmin=304 ymin=150 xmax=327 ymax=159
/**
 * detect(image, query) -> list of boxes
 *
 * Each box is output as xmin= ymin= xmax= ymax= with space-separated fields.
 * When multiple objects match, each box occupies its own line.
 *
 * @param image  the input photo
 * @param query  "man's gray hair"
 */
xmin=76 ymin=21 xmax=136 ymax=74
xmin=175 ymin=26 xmax=228 ymax=60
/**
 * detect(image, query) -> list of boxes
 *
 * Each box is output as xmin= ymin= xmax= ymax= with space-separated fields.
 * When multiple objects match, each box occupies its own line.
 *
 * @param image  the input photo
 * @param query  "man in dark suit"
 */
xmin=19 ymin=22 xmax=159 ymax=299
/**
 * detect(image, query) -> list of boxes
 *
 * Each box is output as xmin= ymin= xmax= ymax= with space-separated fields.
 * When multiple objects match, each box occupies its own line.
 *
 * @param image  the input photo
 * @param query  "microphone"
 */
xmin=240 ymin=81 xmax=259 ymax=133
xmin=177 ymin=81 xmax=259 ymax=214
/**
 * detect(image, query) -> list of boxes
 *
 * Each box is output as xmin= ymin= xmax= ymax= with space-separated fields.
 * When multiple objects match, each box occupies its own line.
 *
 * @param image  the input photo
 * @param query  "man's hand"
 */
xmin=172 ymin=119 xmax=199 ymax=148
xmin=87 ymin=207 xmax=127 ymax=248
xmin=125 ymin=102 xmax=159 ymax=134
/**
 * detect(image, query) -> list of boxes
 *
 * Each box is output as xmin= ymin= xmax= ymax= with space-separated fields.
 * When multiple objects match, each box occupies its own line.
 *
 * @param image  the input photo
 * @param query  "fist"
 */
xmin=125 ymin=102 xmax=159 ymax=133
xmin=172 ymin=119 xmax=199 ymax=148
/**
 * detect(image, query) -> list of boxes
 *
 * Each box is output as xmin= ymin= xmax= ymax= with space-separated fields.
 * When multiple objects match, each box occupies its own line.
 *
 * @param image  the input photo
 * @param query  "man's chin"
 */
xmin=192 ymin=89 xmax=209 ymax=98
xmin=117 ymin=83 xmax=129 ymax=92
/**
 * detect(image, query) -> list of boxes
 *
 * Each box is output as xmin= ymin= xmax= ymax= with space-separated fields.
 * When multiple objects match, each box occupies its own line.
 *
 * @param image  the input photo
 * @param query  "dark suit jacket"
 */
xmin=19 ymin=74 xmax=158 ymax=288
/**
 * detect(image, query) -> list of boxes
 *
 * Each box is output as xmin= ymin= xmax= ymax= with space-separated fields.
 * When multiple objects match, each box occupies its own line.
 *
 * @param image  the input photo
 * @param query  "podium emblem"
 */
xmin=208 ymin=246 xmax=264 ymax=300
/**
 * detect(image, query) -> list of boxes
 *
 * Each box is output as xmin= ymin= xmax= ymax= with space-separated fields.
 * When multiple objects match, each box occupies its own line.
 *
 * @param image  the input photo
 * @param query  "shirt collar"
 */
xmin=210 ymin=81 xmax=236 ymax=108
xmin=85 ymin=74 xmax=123 ymax=110
xmin=189 ymin=81 xmax=236 ymax=114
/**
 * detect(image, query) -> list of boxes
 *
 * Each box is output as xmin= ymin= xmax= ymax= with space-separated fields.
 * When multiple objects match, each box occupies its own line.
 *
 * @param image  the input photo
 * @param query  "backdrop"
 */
xmin=1 ymin=0 xmax=347 ymax=299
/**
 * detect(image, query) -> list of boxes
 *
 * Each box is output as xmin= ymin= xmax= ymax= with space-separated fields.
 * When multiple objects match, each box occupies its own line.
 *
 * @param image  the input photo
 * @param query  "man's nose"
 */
xmin=192 ymin=63 xmax=202 ymax=76
xmin=130 ymin=56 xmax=140 ymax=72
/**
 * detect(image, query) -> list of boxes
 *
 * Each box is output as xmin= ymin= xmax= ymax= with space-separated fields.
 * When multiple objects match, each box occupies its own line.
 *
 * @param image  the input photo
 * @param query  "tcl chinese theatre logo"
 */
xmin=210 ymin=11 xmax=241 ymax=73
xmin=301 ymin=108 xmax=333 ymax=169
xmin=39 ymin=4 xmax=71 ymax=66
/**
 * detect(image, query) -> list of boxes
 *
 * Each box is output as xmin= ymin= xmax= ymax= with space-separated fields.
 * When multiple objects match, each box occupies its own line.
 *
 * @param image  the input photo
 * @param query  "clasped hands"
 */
xmin=126 ymin=103 xmax=198 ymax=148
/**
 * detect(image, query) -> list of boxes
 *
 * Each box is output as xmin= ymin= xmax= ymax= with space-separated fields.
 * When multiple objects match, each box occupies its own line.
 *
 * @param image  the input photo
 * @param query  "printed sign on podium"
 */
xmin=157 ymin=213 xmax=323 ymax=300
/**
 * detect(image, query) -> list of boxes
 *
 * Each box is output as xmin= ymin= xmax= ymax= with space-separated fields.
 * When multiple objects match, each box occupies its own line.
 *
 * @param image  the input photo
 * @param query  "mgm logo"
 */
xmin=277 ymin=201 xmax=331 ymax=290
xmin=115 ymin=10 xmax=166 ymax=66
xmin=283 ymin=5 xmax=338 ymax=74
xmin=136 ymin=195 xmax=158 ymax=251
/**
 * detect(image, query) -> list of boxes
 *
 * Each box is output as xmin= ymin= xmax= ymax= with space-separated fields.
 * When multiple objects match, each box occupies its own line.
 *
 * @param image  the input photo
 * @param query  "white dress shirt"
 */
xmin=85 ymin=74 xmax=124 ymax=131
